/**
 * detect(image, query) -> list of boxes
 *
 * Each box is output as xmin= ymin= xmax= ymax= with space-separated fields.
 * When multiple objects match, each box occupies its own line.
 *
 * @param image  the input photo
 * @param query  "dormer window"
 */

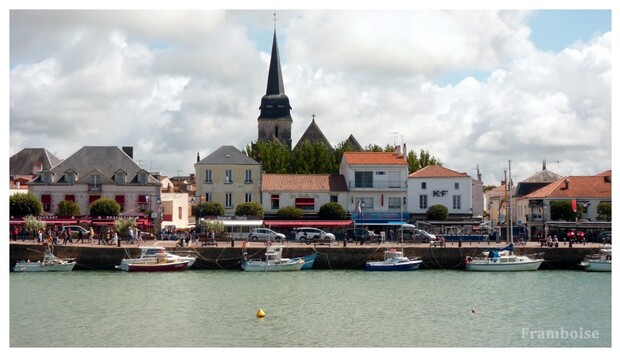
xmin=65 ymin=171 xmax=76 ymax=185
xmin=138 ymin=172 xmax=148 ymax=184
xmin=41 ymin=171 xmax=52 ymax=184
xmin=115 ymin=170 xmax=126 ymax=185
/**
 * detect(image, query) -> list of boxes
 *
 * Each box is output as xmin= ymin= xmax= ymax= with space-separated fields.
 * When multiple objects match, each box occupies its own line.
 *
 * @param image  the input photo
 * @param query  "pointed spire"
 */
xmin=265 ymin=30 xmax=286 ymax=96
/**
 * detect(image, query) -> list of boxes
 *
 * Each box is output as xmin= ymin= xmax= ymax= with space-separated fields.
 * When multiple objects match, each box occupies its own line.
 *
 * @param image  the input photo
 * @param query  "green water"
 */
xmin=10 ymin=269 xmax=611 ymax=347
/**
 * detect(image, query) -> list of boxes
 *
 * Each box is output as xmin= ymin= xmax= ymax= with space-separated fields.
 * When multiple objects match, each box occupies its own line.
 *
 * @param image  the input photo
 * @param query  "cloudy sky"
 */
xmin=8 ymin=5 xmax=613 ymax=184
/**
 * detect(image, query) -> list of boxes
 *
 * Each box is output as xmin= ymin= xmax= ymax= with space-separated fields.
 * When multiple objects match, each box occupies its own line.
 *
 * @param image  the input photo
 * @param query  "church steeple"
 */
xmin=257 ymin=24 xmax=293 ymax=149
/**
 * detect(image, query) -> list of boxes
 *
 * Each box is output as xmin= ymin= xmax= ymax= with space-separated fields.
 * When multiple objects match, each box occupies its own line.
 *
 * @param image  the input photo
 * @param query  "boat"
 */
xmin=464 ymin=243 xmax=544 ymax=271
xmin=13 ymin=247 xmax=76 ymax=272
xmin=580 ymin=245 xmax=611 ymax=272
xmin=122 ymin=260 xmax=189 ymax=272
xmin=241 ymin=245 xmax=305 ymax=272
xmin=364 ymin=249 xmax=423 ymax=271
xmin=116 ymin=246 xmax=195 ymax=271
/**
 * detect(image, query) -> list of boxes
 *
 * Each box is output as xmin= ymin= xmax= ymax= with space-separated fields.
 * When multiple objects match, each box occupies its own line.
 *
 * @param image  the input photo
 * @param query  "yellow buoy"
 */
xmin=256 ymin=308 xmax=266 ymax=318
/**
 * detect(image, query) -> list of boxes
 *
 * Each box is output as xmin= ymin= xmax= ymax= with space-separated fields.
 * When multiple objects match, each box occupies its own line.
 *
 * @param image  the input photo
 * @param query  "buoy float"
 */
xmin=256 ymin=308 xmax=266 ymax=318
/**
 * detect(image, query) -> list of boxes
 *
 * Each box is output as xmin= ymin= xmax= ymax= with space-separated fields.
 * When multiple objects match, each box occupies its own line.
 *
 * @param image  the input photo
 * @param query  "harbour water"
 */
xmin=10 ymin=269 xmax=611 ymax=348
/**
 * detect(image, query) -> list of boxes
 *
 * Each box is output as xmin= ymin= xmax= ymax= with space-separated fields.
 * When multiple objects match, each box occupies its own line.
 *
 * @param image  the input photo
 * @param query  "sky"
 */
xmin=6 ymin=3 xmax=614 ymax=185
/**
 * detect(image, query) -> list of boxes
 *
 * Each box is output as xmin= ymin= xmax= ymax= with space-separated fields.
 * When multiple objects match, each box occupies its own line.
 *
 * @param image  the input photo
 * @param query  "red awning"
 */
xmin=65 ymin=195 xmax=75 ymax=202
xmin=41 ymin=195 xmax=51 ymax=204
xmin=138 ymin=195 xmax=148 ymax=204
xmin=264 ymin=220 xmax=353 ymax=228
xmin=115 ymin=195 xmax=125 ymax=204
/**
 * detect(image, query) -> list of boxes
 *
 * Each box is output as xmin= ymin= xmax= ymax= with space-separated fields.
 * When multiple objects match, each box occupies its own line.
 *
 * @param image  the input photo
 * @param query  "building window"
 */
xmin=295 ymin=198 xmax=315 ymax=211
xmin=225 ymin=169 xmax=233 ymax=184
xmin=245 ymin=192 xmax=252 ymax=203
xmin=115 ymin=172 xmax=126 ymax=185
xmin=179 ymin=207 xmax=183 ymax=220
xmin=65 ymin=195 xmax=75 ymax=202
xmin=419 ymin=195 xmax=428 ymax=209
xmin=245 ymin=169 xmax=253 ymax=183
xmin=388 ymin=197 xmax=401 ymax=210
xmin=455 ymin=182 xmax=460 ymax=190
xmin=453 ymin=195 xmax=461 ymax=210
xmin=225 ymin=193 xmax=233 ymax=208
xmin=115 ymin=195 xmax=125 ymax=212
xmin=89 ymin=174 xmax=101 ymax=191
xmin=271 ymin=195 xmax=280 ymax=210
xmin=138 ymin=172 xmax=148 ymax=184
xmin=41 ymin=172 xmax=52 ymax=184
xmin=354 ymin=171 xmax=373 ymax=188
xmin=358 ymin=197 xmax=374 ymax=210
xmin=205 ymin=193 xmax=212 ymax=202
xmin=205 ymin=169 xmax=212 ymax=183
xmin=330 ymin=195 xmax=338 ymax=203
xmin=421 ymin=182 xmax=426 ymax=189
xmin=41 ymin=194 xmax=51 ymax=212
xmin=65 ymin=172 xmax=75 ymax=185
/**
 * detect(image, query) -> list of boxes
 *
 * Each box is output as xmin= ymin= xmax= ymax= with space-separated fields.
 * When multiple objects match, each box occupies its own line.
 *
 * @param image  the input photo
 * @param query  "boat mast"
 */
xmin=508 ymin=160 xmax=513 ymax=245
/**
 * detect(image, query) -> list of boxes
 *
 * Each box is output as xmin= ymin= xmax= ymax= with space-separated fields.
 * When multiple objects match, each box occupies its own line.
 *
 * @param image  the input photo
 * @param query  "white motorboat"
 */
xmin=13 ymin=247 xmax=76 ymax=272
xmin=365 ymin=249 xmax=423 ymax=271
xmin=580 ymin=245 xmax=611 ymax=272
xmin=117 ymin=246 xmax=195 ymax=271
xmin=465 ymin=244 xmax=543 ymax=271
xmin=241 ymin=245 xmax=305 ymax=272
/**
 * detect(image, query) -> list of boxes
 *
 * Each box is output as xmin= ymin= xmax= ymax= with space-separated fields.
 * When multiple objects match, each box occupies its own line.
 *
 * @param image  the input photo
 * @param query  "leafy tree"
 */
xmin=291 ymin=140 xmax=334 ymax=174
xmin=550 ymin=200 xmax=580 ymax=221
xmin=235 ymin=202 xmax=264 ymax=217
xmin=203 ymin=220 xmax=224 ymax=234
xmin=57 ymin=200 xmax=81 ymax=216
xmin=194 ymin=201 xmax=225 ymax=217
xmin=596 ymin=201 xmax=611 ymax=221
xmin=333 ymin=140 xmax=363 ymax=173
xmin=114 ymin=217 xmax=137 ymax=239
xmin=277 ymin=206 xmax=303 ymax=219
xmin=483 ymin=185 xmax=497 ymax=192
xmin=244 ymin=140 xmax=291 ymax=173
xmin=426 ymin=204 xmax=448 ymax=221
xmin=318 ymin=202 xmax=347 ymax=219
xmin=23 ymin=215 xmax=46 ymax=233
xmin=407 ymin=149 xmax=442 ymax=173
xmin=10 ymin=192 xmax=43 ymax=216
xmin=365 ymin=144 xmax=384 ymax=152
xmin=90 ymin=197 xmax=121 ymax=216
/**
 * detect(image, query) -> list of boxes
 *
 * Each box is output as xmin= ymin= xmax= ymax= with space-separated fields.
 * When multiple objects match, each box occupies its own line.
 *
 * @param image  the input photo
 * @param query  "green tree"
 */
xmin=596 ymin=201 xmax=611 ymax=221
xmin=235 ymin=202 xmax=264 ymax=217
xmin=426 ymin=204 xmax=448 ymax=221
xmin=57 ymin=200 xmax=81 ymax=216
xmin=194 ymin=201 xmax=225 ymax=217
xmin=23 ymin=215 xmax=46 ymax=234
xmin=318 ymin=202 xmax=347 ymax=219
xmin=277 ymin=206 xmax=303 ymax=219
xmin=333 ymin=140 xmax=363 ymax=174
xmin=291 ymin=140 xmax=334 ymax=174
xmin=90 ymin=198 xmax=121 ymax=216
xmin=114 ymin=217 xmax=137 ymax=239
xmin=10 ymin=192 xmax=43 ymax=216
xmin=483 ymin=185 xmax=497 ymax=192
xmin=365 ymin=144 xmax=384 ymax=152
xmin=203 ymin=220 xmax=224 ymax=234
xmin=407 ymin=149 xmax=442 ymax=173
xmin=244 ymin=140 xmax=291 ymax=173
xmin=550 ymin=200 xmax=580 ymax=221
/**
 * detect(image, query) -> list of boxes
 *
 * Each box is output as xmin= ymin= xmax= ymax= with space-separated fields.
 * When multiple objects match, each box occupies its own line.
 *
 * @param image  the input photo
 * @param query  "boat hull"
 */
xmin=582 ymin=261 xmax=611 ymax=272
xmin=364 ymin=260 xmax=421 ymax=271
xmin=465 ymin=259 xmax=543 ymax=271
xmin=125 ymin=261 xmax=189 ymax=272
xmin=13 ymin=262 xmax=76 ymax=272
xmin=293 ymin=253 xmax=318 ymax=270
xmin=241 ymin=260 xmax=304 ymax=272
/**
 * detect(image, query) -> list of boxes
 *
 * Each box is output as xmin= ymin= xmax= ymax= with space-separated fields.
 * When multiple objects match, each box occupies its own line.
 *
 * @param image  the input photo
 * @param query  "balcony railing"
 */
xmin=88 ymin=183 xmax=102 ymax=191
xmin=349 ymin=180 xmax=406 ymax=189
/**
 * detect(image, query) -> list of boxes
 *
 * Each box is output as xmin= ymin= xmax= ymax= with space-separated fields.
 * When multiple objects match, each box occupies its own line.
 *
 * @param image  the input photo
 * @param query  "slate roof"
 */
xmin=409 ymin=165 xmax=468 ymax=178
xmin=342 ymin=152 xmax=407 ymax=166
xmin=30 ymin=146 xmax=159 ymax=184
xmin=197 ymin=146 xmax=259 ymax=165
xmin=295 ymin=117 xmax=333 ymax=150
xmin=342 ymin=134 xmax=363 ymax=151
xmin=262 ymin=174 xmax=348 ymax=192
xmin=526 ymin=175 xmax=612 ymax=199
xmin=10 ymin=148 xmax=62 ymax=176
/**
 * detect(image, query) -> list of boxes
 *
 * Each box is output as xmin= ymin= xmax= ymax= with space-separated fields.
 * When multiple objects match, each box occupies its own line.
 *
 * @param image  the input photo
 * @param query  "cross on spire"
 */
xmin=273 ymin=11 xmax=277 ymax=30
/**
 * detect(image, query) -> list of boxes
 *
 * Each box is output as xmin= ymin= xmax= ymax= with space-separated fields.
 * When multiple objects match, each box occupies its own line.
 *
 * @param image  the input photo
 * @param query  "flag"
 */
xmin=572 ymin=199 xmax=577 ymax=213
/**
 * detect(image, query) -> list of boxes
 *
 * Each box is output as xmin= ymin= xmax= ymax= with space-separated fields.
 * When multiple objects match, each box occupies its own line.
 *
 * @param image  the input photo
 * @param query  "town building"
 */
xmin=340 ymin=150 xmax=409 ymax=225
xmin=193 ymin=145 xmax=262 ymax=216
xmin=407 ymin=164 xmax=483 ymax=220
xmin=10 ymin=148 xmax=62 ymax=191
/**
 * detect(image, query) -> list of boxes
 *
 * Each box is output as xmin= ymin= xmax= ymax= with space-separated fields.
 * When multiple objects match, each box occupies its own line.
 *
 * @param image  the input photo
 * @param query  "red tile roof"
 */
xmin=409 ymin=165 xmax=469 ymax=178
xmin=342 ymin=152 xmax=407 ymax=166
xmin=526 ymin=175 xmax=611 ymax=199
xmin=262 ymin=174 xmax=348 ymax=192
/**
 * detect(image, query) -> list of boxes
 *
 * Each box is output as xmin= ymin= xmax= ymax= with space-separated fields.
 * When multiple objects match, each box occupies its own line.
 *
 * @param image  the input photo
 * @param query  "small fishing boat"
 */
xmin=292 ymin=252 xmax=318 ymax=270
xmin=117 ymin=246 xmax=195 ymax=271
xmin=123 ymin=260 xmax=189 ymax=272
xmin=364 ymin=249 xmax=423 ymax=271
xmin=13 ymin=247 xmax=76 ymax=272
xmin=580 ymin=245 xmax=611 ymax=272
xmin=241 ymin=246 xmax=305 ymax=272
xmin=464 ymin=244 xmax=543 ymax=271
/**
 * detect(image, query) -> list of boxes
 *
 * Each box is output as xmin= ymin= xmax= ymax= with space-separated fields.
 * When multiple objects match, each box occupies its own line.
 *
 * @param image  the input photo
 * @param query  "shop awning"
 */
xmin=294 ymin=198 xmax=315 ymax=206
xmin=264 ymin=220 xmax=353 ymax=228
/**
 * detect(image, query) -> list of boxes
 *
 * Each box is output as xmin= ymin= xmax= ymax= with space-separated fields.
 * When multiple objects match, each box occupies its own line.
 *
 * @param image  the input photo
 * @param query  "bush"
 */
xmin=426 ymin=205 xmax=448 ymax=221
xmin=318 ymin=202 xmax=346 ymax=219
xmin=57 ymin=200 xmax=81 ymax=216
xmin=235 ymin=202 xmax=264 ymax=217
xmin=10 ymin=192 xmax=43 ymax=216
xmin=90 ymin=197 xmax=121 ymax=216
xmin=194 ymin=202 xmax=225 ymax=217
xmin=277 ymin=206 xmax=303 ymax=219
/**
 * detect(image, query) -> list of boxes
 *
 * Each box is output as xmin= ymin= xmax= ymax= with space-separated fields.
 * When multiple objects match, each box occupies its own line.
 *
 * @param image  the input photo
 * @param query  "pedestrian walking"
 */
xmin=76 ymin=229 xmax=85 ymax=243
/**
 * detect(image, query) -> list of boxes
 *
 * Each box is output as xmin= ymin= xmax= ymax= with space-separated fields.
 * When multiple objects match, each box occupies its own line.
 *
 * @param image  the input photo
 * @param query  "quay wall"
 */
xmin=9 ymin=243 xmax=602 ymax=271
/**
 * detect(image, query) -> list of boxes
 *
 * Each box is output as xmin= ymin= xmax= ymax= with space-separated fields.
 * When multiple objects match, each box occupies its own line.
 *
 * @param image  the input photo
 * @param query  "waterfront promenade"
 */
xmin=9 ymin=239 xmax=607 ymax=271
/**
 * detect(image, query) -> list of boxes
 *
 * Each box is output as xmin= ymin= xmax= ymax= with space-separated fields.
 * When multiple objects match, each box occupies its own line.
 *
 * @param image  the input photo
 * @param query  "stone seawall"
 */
xmin=9 ymin=243 xmax=604 ymax=271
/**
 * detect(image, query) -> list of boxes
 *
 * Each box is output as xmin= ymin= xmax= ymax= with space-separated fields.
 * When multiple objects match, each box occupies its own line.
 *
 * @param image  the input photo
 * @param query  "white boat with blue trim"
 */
xmin=580 ymin=245 xmax=611 ymax=272
xmin=241 ymin=245 xmax=305 ymax=272
xmin=365 ymin=249 xmax=423 ymax=271
xmin=465 ymin=244 xmax=543 ymax=271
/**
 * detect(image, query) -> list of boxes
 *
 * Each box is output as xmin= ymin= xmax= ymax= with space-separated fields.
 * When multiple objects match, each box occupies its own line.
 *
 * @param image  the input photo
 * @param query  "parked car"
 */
xmin=294 ymin=227 xmax=336 ymax=242
xmin=61 ymin=225 xmax=90 ymax=237
xmin=414 ymin=229 xmax=437 ymax=243
xmin=344 ymin=228 xmax=376 ymax=243
xmin=248 ymin=228 xmax=286 ymax=242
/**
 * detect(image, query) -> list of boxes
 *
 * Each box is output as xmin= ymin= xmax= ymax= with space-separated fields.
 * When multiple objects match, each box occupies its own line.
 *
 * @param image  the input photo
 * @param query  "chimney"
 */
xmin=543 ymin=159 xmax=546 ymax=170
xmin=122 ymin=146 xmax=133 ymax=159
xmin=402 ymin=143 xmax=407 ymax=157
xmin=564 ymin=178 xmax=570 ymax=189
xmin=197 ymin=152 xmax=200 ymax=163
